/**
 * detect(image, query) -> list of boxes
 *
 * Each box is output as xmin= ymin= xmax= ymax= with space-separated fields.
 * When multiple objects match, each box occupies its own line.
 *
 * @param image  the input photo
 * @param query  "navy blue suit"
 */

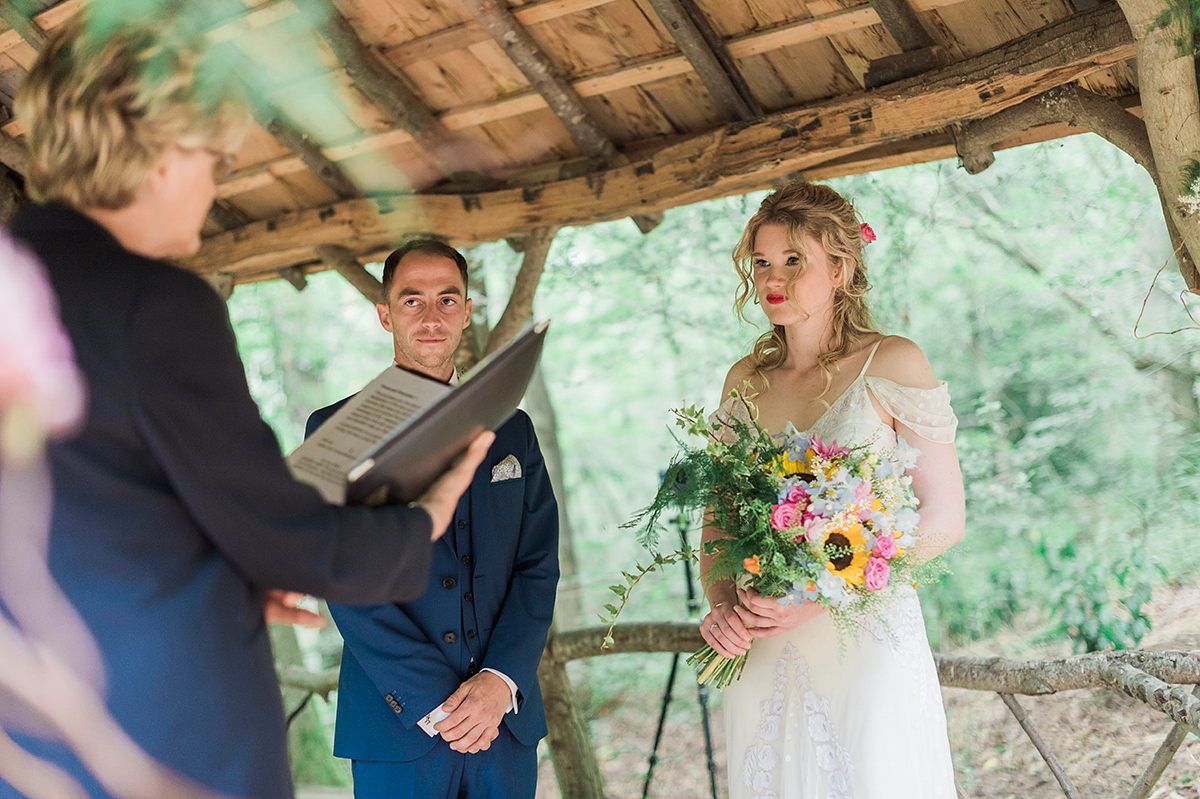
xmin=306 ymin=401 xmax=558 ymax=798
xmin=2 ymin=205 xmax=438 ymax=799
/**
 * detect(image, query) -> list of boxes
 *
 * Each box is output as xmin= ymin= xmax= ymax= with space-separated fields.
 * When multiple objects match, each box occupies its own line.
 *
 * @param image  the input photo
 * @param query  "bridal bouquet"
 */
xmin=601 ymin=392 xmax=924 ymax=688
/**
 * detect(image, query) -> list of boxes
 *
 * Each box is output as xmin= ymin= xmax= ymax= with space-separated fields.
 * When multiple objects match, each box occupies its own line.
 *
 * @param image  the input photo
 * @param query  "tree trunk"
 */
xmin=524 ymin=366 xmax=582 ymax=628
xmin=269 ymin=626 xmax=348 ymax=787
xmin=1116 ymin=0 xmax=1200 ymax=291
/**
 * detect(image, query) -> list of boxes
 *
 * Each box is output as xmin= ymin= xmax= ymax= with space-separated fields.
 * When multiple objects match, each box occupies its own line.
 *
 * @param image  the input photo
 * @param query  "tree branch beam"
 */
xmin=1100 ymin=662 xmax=1200 ymax=730
xmin=955 ymin=83 xmax=1197 ymax=292
xmin=298 ymin=4 xmax=460 ymax=168
xmin=868 ymin=0 xmax=935 ymax=51
xmin=645 ymin=0 xmax=757 ymax=121
xmin=316 ymin=244 xmax=384 ymax=304
xmin=459 ymin=0 xmax=616 ymax=160
xmin=484 ymin=226 xmax=558 ymax=355
xmin=0 ymin=5 xmax=44 ymax=51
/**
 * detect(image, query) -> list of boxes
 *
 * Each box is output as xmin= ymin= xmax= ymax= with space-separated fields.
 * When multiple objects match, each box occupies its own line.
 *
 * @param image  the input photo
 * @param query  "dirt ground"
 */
xmin=534 ymin=583 xmax=1200 ymax=799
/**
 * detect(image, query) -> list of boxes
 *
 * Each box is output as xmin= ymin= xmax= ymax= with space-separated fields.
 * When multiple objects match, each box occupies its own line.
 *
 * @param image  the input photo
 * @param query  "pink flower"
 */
xmin=786 ymin=484 xmax=810 ymax=506
xmin=802 ymin=516 xmax=827 ymax=545
xmin=872 ymin=533 xmax=897 ymax=560
xmin=771 ymin=502 xmax=798 ymax=531
xmin=0 ymin=233 xmax=85 ymax=435
xmin=864 ymin=556 xmax=890 ymax=590
xmin=854 ymin=479 xmax=872 ymax=502
xmin=809 ymin=434 xmax=848 ymax=460
xmin=860 ymin=222 xmax=876 ymax=244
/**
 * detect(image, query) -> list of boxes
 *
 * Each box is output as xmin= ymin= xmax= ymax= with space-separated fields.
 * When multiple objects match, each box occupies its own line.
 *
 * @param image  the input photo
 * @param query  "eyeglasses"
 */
xmin=176 ymin=144 xmax=237 ymax=181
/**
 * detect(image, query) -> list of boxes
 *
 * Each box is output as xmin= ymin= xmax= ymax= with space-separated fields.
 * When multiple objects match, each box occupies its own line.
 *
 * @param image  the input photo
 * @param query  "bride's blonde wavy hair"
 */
xmin=732 ymin=181 xmax=877 ymax=396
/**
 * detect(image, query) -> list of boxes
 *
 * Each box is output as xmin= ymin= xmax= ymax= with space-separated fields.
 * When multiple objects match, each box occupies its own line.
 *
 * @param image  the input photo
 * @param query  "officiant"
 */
xmin=306 ymin=240 xmax=559 ymax=799
xmin=0 ymin=11 xmax=492 ymax=799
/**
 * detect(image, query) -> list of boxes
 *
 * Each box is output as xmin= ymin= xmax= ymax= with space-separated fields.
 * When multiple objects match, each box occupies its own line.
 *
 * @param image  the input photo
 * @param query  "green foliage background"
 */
xmin=226 ymin=133 xmax=1200 ymax=781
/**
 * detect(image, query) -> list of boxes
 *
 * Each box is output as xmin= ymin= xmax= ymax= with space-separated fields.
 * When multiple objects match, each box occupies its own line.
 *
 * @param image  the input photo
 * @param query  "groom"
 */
xmin=307 ymin=240 xmax=559 ymax=798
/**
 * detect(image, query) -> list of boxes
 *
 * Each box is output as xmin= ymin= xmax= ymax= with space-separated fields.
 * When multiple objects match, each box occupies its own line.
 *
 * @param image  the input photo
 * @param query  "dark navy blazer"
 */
xmin=2 ymin=205 xmax=437 ymax=799
xmin=307 ymin=402 xmax=558 ymax=762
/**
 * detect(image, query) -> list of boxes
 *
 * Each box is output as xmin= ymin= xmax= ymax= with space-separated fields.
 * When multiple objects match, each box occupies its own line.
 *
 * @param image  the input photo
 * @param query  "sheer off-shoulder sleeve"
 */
xmin=707 ymin=394 xmax=756 ymax=444
xmin=865 ymin=377 xmax=958 ymax=443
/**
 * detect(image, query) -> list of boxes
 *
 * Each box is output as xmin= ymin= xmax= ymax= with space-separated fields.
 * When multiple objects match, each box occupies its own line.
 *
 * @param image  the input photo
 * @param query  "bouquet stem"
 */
xmin=687 ymin=644 xmax=748 ymax=689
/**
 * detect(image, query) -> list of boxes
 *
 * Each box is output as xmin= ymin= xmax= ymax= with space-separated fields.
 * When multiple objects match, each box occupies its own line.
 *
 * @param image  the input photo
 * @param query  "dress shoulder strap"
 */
xmin=856 ymin=338 xmax=885 ymax=379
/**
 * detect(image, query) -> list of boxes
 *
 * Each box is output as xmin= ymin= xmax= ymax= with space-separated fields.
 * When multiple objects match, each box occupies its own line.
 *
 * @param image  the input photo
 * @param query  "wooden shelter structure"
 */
xmin=2 ymin=1 xmax=1199 ymax=798
xmin=0 ymin=0 xmax=1194 ymax=295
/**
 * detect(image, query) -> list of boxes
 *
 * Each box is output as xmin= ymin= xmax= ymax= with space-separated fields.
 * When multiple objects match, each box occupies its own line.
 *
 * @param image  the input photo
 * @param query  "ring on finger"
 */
xmin=710 ymin=623 xmax=718 ymax=630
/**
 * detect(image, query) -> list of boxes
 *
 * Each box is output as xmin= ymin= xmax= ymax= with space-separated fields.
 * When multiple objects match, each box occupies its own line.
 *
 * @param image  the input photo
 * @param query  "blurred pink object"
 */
xmin=0 ymin=231 xmax=86 ymax=435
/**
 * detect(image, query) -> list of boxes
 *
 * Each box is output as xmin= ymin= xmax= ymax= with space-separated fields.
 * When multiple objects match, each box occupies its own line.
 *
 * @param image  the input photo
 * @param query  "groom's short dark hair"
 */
xmin=381 ymin=239 xmax=469 ymax=296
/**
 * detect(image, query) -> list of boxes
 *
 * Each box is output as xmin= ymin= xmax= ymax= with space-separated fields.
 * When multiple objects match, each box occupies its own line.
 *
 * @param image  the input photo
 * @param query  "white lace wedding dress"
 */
xmin=720 ymin=343 xmax=959 ymax=799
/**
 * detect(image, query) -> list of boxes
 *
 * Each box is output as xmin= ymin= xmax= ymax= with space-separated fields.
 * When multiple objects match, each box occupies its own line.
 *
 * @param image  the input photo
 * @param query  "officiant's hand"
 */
xmin=701 ymin=591 xmax=754 ymax=658
xmin=736 ymin=585 xmax=825 ymax=637
xmin=416 ymin=431 xmax=495 ymax=541
xmin=263 ymin=590 xmax=324 ymax=628
xmin=434 ymin=671 xmax=509 ymax=753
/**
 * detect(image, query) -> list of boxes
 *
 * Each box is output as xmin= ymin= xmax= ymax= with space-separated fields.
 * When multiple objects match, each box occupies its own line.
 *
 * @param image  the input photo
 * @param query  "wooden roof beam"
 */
xmin=317 ymin=244 xmax=384 ymax=304
xmin=180 ymin=2 xmax=1135 ymax=280
xmin=459 ymin=0 xmax=615 ymax=160
xmin=644 ymin=0 xmax=760 ymax=121
xmin=862 ymin=0 xmax=940 ymax=88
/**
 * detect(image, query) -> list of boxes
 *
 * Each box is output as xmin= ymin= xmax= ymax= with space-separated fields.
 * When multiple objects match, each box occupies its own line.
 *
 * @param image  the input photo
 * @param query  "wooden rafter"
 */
xmin=316 ymin=244 xmax=383 ymax=304
xmin=0 ymin=4 xmax=45 ymax=51
xmin=645 ymin=0 xmax=758 ymax=121
xmin=262 ymin=115 xmax=359 ymax=200
xmin=459 ymin=0 xmax=615 ymax=160
xmin=296 ymin=3 xmax=464 ymax=171
xmin=179 ymin=2 xmax=1134 ymax=280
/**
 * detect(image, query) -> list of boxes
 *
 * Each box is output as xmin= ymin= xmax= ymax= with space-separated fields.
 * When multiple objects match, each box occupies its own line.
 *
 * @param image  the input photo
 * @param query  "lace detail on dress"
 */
xmin=864 ymin=587 xmax=939 ymax=720
xmin=864 ymin=377 xmax=957 ymax=444
xmin=742 ymin=642 xmax=854 ymax=799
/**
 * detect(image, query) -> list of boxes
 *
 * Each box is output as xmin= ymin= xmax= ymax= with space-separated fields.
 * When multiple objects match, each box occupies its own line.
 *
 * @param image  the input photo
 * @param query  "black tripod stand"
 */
xmin=641 ymin=507 xmax=719 ymax=799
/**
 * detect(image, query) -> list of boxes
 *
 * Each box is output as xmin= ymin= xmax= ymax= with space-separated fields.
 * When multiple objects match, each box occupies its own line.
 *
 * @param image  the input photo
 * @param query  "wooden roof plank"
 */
xmin=180 ymin=1 xmax=1134 ymax=278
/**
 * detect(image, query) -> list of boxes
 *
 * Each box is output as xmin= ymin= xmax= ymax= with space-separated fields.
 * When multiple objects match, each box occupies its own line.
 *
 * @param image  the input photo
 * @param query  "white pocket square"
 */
xmin=491 ymin=454 xmax=522 ymax=482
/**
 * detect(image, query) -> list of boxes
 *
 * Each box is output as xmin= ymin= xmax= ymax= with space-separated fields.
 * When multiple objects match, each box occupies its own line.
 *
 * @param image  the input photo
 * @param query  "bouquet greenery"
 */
xmin=601 ymin=392 xmax=926 ymax=688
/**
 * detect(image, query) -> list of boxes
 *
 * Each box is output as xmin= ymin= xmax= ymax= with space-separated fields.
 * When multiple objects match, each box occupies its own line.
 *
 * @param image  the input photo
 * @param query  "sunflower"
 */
xmin=821 ymin=515 xmax=869 ymax=586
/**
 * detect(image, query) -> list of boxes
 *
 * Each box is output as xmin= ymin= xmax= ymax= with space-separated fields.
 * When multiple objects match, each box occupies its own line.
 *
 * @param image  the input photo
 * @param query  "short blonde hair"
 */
xmin=732 ymin=181 xmax=877 ymax=390
xmin=16 ymin=12 xmax=247 ymax=209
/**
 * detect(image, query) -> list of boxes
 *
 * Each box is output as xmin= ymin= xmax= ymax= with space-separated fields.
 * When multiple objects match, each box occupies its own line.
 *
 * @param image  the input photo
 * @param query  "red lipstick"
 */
xmin=765 ymin=294 xmax=786 ymax=305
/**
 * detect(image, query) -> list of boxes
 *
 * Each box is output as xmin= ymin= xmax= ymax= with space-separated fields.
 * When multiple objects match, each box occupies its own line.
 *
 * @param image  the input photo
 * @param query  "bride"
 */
xmin=700 ymin=181 xmax=965 ymax=798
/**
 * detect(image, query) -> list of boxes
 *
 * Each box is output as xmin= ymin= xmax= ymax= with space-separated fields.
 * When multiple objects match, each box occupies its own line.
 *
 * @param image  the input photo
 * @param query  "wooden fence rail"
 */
xmin=279 ymin=623 xmax=1200 ymax=799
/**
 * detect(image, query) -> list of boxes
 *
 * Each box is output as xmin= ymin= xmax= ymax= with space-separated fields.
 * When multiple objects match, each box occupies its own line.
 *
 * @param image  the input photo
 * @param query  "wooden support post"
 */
xmin=204 ymin=273 xmax=236 ymax=301
xmin=316 ymin=244 xmax=384 ymax=305
xmin=998 ymin=693 xmax=1081 ymax=799
xmin=484 ymin=226 xmax=558 ymax=355
xmin=537 ymin=639 xmax=606 ymax=799
xmin=460 ymin=0 xmax=616 ymax=159
xmin=645 ymin=0 xmax=756 ymax=121
xmin=632 ymin=211 xmax=665 ymax=234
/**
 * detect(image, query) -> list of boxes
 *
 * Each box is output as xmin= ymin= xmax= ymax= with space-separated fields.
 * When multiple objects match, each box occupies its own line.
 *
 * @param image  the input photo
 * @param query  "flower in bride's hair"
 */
xmin=860 ymin=222 xmax=876 ymax=244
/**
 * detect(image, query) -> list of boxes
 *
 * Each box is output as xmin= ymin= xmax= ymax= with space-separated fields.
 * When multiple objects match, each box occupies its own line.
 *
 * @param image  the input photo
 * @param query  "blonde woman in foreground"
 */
xmin=700 ymin=182 xmax=965 ymax=799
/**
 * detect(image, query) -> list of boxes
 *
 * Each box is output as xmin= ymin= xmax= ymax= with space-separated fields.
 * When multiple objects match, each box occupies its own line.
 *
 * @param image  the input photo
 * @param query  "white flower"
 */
xmin=759 ymin=715 xmax=781 ymax=741
xmin=816 ymin=571 xmax=849 ymax=607
xmin=758 ymin=741 xmax=780 ymax=770
xmin=815 ymin=743 xmax=837 ymax=770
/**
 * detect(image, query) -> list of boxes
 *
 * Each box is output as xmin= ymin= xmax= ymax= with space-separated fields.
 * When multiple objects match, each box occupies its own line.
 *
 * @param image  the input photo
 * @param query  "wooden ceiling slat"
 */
xmin=382 ymin=0 xmax=619 ymax=65
xmin=180 ymin=1 xmax=1134 ymax=279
